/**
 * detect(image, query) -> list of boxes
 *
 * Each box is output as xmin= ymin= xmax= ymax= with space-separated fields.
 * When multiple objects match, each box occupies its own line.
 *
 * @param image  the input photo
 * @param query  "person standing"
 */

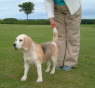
xmin=44 ymin=0 xmax=81 ymax=71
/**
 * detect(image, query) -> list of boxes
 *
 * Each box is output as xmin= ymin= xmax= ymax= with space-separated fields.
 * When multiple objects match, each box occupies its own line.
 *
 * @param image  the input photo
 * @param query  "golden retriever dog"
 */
xmin=13 ymin=27 xmax=58 ymax=83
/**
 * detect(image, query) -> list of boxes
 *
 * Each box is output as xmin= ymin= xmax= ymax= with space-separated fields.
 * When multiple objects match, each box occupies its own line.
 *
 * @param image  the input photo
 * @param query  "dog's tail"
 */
xmin=51 ymin=23 xmax=58 ymax=42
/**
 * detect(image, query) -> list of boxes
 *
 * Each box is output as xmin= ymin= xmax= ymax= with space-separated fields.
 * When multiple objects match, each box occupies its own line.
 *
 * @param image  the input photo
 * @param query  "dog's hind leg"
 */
xmin=50 ymin=56 xmax=57 ymax=74
xmin=45 ymin=61 xmax=51 ymax=73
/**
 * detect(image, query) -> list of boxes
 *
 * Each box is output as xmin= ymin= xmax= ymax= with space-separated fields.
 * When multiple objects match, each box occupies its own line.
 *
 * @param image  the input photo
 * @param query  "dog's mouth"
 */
xmin=13 ymin=47 xmax=18 ymax=50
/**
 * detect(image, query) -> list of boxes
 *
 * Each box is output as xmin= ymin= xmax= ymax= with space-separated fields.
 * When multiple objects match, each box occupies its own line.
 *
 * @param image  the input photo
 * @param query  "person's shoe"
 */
xmin=63 ymin=66 xmax=73 ymax=71
xmin=56 ymin=66 xmax=63 ymax=70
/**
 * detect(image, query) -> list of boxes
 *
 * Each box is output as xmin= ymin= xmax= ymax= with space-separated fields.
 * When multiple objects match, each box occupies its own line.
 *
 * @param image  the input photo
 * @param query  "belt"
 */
xmin=54 ymin=5 xmax=67 ymax=9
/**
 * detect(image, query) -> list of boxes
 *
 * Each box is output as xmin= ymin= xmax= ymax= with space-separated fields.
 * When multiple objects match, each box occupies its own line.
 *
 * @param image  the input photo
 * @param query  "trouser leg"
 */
xmin=54 ymin=6 xmax=81 ymax=67
xmin=64 ymin=8 xmax=81 ymax=67
xmin=54 ymin=6 xmax=66 ymax=66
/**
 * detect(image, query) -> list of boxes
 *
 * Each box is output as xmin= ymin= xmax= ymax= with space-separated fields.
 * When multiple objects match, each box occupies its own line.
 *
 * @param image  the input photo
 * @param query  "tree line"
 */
xmin=81 ymin=19 xmax=95 ymax=24
xmin=0 ymin=18 xmax=50 ymax=25
xmin=0 ymin=18 xmax=95 ymax=25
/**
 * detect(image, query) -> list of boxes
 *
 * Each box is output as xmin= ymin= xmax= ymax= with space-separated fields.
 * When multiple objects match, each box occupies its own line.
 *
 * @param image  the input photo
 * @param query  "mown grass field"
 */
xmin=0 ymin=24 xmax=95 ymax=88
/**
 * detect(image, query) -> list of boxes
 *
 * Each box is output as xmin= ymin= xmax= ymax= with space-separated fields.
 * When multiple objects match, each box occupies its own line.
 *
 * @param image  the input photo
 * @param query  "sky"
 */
xmin=0 ymin=0 xmax=95 ymax=19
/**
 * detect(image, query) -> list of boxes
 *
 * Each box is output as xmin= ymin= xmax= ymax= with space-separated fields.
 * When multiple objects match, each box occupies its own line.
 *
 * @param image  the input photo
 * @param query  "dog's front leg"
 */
xmin=21 ymin=62 xmax=29 ymax=81
xmin=36 ymin=62 xmax=43 ymax=83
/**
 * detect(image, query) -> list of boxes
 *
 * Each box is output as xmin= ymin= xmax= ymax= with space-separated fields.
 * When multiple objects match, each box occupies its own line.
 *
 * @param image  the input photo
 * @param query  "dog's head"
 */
xmin=13 ymin=34 xmax=32 ymax=51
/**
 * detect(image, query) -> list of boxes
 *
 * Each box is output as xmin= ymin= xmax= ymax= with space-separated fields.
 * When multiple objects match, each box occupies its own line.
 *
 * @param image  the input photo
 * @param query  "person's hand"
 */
xmin=50 ymin=18 xmax=55 ymax=24
xmin=49 ymin=18 xmax=56 ymax=28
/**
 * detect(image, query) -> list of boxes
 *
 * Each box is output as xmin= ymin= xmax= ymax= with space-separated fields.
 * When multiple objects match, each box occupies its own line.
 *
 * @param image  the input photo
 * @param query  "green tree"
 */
xmin=19 ymin=2 xmax=34 ymax=20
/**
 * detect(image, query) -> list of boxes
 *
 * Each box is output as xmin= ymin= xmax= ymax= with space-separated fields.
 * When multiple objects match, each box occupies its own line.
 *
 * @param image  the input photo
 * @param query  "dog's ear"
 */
xmin=23 ymin=36 xmax=32 ymax=51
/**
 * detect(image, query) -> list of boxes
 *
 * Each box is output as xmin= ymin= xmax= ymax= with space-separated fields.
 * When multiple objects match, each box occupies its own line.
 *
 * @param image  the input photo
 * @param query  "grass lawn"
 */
xmin=0 ymin=24 xmax=95 ymax=88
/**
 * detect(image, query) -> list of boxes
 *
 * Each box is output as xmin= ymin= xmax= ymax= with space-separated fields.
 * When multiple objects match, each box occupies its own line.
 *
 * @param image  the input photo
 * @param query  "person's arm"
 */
xmin=44 ymin=0 xmax=56 ymax=28
xmin=44 ymin=0 xmax=54 ymax=18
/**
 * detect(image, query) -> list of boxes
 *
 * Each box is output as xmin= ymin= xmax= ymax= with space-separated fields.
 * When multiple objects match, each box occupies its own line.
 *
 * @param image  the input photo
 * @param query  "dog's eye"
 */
xmin=19 ymin=39 xmax=23 ymax=42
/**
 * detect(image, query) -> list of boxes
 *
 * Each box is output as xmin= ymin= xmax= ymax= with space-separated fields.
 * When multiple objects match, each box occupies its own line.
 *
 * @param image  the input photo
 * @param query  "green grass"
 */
xmin=0 ymin=24 xmax=95 ymax=88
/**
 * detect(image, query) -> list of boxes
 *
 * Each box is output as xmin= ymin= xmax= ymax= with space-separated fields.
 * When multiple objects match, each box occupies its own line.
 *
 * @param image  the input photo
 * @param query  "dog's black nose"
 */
xmin=13 ymin=43 xmax=17 ymax=50
xmin=13 ymin=43 xmax=17 ymax=48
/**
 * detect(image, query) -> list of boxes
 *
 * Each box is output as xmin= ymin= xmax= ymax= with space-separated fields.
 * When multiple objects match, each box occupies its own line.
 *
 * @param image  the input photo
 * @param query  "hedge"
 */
xmin=0 ymin=18 xmax=50 ymax=25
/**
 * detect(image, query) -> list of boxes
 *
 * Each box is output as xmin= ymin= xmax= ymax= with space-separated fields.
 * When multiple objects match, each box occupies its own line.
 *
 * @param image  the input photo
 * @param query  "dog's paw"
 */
xmin=36 ymin=78 xmax=43 ymax=83
xmin=21 ymin=76 xmax=27 ymax=81
xmin=50 ymin=70 xmax=55 ymax=75
xmin=45 ymin=69 xmax=50 ymax=73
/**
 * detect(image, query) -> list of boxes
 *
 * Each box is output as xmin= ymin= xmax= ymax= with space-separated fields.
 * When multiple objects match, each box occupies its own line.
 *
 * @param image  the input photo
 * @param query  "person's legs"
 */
xmin=54 ymin=5 xmax=81 ymax=70
xmin=54 ymin=6 xmax=67 ymax=67
xmin=64 ymin=8 xmax=81 ymax=68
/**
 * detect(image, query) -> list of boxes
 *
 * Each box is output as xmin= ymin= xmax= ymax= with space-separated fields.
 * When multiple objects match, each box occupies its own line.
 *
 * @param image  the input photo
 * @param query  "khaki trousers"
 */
xmin=54 ymin=6 xmax=81 ymax=67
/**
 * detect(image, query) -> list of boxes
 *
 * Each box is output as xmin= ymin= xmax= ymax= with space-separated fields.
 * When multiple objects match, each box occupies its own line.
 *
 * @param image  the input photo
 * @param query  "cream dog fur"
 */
xmin=13 ymin=28 xmax=58 ymax=82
